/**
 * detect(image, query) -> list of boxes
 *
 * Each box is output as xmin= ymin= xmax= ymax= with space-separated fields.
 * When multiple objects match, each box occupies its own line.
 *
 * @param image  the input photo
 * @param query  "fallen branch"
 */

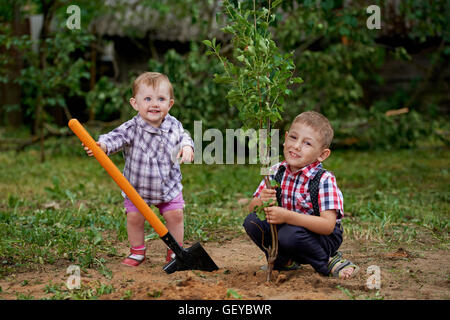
xmin=15 ymin=134 xmax=51 ymax=152
xmin=0 ymin=123 xmax=72 ymax=152
xmin=86 ymin=119 xmax=123 ymax=128
xmin=385 ymin=107 xmax=409 ymax=117
xmin=332 ymin=109 xmax=411 ymax=147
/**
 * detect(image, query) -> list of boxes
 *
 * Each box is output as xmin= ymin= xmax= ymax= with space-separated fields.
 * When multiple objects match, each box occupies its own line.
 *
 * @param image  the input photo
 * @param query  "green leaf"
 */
xmin=93 ymin=235 xmax=103 ymax=245
xmin=253 ymin=205 xmax=266 ymax=221
xmin=270 ymin=180 xmax=280 ymax=188
xmin=272 ymin=0 xmax=283 ymax=9
xmin=258 ymin=38 xmax=268 ymax=53
xmin=293 ymin=77 xmax=304 ymax=84
xmin=202 ymin=40 xmax=212 ymax=48
xmin=214 ymin=74 xmax=234 ymax=84
xmin=226 ymin=289 xmax=242 ymax=299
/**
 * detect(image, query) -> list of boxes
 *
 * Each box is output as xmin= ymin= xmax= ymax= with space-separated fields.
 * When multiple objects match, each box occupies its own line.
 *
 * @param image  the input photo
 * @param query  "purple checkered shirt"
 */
xmin=98 ymin=114 xmax=194 ymax=204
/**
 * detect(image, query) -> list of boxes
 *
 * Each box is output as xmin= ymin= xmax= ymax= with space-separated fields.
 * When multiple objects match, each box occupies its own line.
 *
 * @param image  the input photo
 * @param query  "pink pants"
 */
xmin=123 ymin=192 xmax=185 ymax=215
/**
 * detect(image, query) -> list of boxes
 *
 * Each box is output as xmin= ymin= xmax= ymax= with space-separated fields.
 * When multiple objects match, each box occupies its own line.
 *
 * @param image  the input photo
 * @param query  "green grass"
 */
xmin=0 ymin=136 xmax=448 ymax=277
xmin=39 ymin=280 xmax=115 ymax=300
xmin=327 ymin=148 xmax=449 ymax=248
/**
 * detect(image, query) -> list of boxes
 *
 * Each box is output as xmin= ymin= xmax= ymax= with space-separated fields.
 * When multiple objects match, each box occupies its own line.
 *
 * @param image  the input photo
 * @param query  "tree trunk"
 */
xmin=0 ymin=1 xmax=25 ymax=127
xmin=89 ymin=25 xmax=97 ymax=121
xmin=264 ymin=174 xmax=278 ymax=282
xmin=35 ymin=0 xmax=57 ymax=162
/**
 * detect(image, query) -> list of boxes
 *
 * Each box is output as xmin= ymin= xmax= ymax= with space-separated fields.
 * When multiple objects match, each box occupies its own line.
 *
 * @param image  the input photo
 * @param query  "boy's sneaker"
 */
xmin=260 ymin=260 xmax=301 ymax=271
xmin=280 ymin=261 xmax=302 ymax=271
xmin=331 ymin=251 xmax=343 ymax=260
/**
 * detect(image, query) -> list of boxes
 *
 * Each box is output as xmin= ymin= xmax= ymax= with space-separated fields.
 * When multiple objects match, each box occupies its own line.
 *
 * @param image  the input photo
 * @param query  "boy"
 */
xmin=243 ymin=111 xmax=359 ymax=279
xmin=84 ymin=72 xmax=193 ymax=266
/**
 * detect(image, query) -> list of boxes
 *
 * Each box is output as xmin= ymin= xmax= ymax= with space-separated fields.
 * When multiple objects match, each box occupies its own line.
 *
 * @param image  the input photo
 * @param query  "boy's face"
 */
xmin=283 ymin=122 xmax=330 ymax=172
xmin=130 ymin=81 xmax=174 ymax=128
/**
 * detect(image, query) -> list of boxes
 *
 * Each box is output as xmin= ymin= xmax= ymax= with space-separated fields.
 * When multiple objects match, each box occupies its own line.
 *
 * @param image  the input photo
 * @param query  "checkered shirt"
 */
xmin=253 ymin=161 xmax=344 ymax=221
xmin=98 ymin=114 xmax=194 ymax=204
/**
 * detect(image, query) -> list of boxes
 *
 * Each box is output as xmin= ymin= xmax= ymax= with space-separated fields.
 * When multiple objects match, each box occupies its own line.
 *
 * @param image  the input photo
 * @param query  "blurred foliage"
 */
xmin=398 ymin=0 xmax=450 ymax=42
xmin=18 ymin=31 xmax=92 ymax=119
xmin=0 ymin=0 xmax=97 ymax=127
xmin=332 ymin=109 xmax=434 ymax=150
xmin=0 ymin=0 xmax=449 ymax=151
xmin=86 ymin=76 xmax=131 ymax=122
xmin=275 ymin=1 xmax=385 ymax=121
xmin=0 ymin=28 xmax=92 ymax=124
xmin=204 ymin=0 xmax=302 ymax=131
xmin=147 ymin=43 xmax=241 ymax=133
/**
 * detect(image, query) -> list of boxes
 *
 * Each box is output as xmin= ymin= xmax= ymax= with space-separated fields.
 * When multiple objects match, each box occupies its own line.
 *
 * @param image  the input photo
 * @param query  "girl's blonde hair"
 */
xmin=132 ymin=72 xmax=174 ymax=99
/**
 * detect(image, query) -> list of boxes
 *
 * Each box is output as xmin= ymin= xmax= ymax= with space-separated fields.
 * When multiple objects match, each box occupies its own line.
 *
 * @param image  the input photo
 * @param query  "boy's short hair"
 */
xmin=132 ymin=72 xmax=174 ymax=99
xmin=291 ymin=111 xmax=334 ymax=148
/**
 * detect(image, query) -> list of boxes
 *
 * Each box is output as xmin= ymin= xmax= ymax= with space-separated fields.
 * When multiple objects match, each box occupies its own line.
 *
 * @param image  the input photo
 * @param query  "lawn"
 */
xmin=0 ymin=136 xmax=448 ymax=299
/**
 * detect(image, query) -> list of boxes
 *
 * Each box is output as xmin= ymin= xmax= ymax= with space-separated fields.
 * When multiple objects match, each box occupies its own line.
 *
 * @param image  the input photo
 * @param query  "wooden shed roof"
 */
xmin=93 ymin=0 xmax=224 ymax=41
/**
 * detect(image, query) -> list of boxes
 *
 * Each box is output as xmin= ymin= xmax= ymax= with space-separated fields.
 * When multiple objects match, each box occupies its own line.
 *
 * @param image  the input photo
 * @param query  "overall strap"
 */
xmin=273 ymin=165 xmax=286 ymax=207
xmin=309 ymin=169 xmax=325 ymax=216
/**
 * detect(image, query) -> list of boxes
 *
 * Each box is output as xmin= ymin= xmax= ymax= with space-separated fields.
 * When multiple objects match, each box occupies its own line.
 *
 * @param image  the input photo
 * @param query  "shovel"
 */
xmin=68 ymin=119 xmax=219 ymax=274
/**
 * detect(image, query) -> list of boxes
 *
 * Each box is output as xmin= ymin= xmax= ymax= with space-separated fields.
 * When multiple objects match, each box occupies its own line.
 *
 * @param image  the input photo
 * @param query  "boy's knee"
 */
xmin=243 ymin=212 xmax=259 ymax=232
xmin=277 ymin=230 xmax=294 ymax=251
xmin=278 ymin=226 xmax=310 ymax=250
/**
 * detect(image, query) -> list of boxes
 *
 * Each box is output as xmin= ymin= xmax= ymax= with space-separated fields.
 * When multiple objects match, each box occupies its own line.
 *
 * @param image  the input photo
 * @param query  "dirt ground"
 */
xmin=1 ymin=235 xmax=449 ymax=300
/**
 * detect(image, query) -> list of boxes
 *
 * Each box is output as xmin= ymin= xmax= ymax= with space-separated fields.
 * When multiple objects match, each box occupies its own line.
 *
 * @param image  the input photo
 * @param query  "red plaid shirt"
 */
xmin=253 ymin=161 xmax=344 ymax=221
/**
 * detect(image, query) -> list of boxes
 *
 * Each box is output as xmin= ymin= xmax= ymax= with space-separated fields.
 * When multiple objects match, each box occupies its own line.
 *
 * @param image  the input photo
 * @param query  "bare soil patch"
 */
xmin=1 ymin=236 xmax=449 ymax=300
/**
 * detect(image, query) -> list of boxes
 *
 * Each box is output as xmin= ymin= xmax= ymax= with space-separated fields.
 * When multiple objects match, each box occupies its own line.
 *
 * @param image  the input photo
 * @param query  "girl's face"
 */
xmin=130 ymin=81 xmax=174 ymax=128
xmin=283 ymin=122 xmax=330 ymax=172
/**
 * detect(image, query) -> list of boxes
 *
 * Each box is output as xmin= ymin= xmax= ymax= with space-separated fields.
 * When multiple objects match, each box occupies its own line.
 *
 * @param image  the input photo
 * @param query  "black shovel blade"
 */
xmin=161 ymin=233 xmax=219 ymax=274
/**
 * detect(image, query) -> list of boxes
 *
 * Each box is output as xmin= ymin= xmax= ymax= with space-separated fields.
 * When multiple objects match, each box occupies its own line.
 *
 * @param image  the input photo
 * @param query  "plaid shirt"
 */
xmin=98 ymin=114 xmax=194 ymax=204
xmin=253 ymin=161 xmax=344 ymax=221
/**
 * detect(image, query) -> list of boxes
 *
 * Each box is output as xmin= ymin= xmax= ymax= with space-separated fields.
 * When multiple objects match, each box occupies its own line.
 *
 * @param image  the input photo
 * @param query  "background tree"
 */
xmin=1 ymin=0 xmax=448 ymax=155
xmin=0 ymin=0 xmax=111 ymax=160
xmin=204 ymin=0 xmax=302 ymax=281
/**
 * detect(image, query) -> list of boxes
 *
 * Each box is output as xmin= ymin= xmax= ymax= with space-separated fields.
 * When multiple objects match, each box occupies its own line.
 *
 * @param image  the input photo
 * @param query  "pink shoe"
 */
xmin=166 ymin=249 xmax=176 ymax=263
xmin=166 ymin=243 xmax=182 ymax=263
xmin=122 ymin=247 xmax=146 ymax=267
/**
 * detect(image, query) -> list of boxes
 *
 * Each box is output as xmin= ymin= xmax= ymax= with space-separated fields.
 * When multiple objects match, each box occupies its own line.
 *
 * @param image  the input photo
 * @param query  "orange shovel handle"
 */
xmin=68 ymin=119 xmax=169 ymax=237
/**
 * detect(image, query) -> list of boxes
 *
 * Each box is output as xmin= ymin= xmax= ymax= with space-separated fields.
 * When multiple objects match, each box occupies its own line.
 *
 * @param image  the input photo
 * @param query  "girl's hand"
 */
xmin=264 ymin=206 xmax=288 ymax=224
xmin=82 ymin=142 xmax=106 ymax=156
xmin=177 ymin=146 xmax=194 ymax=164
xmin=260 ymin=188 xmax=277 ymax=206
